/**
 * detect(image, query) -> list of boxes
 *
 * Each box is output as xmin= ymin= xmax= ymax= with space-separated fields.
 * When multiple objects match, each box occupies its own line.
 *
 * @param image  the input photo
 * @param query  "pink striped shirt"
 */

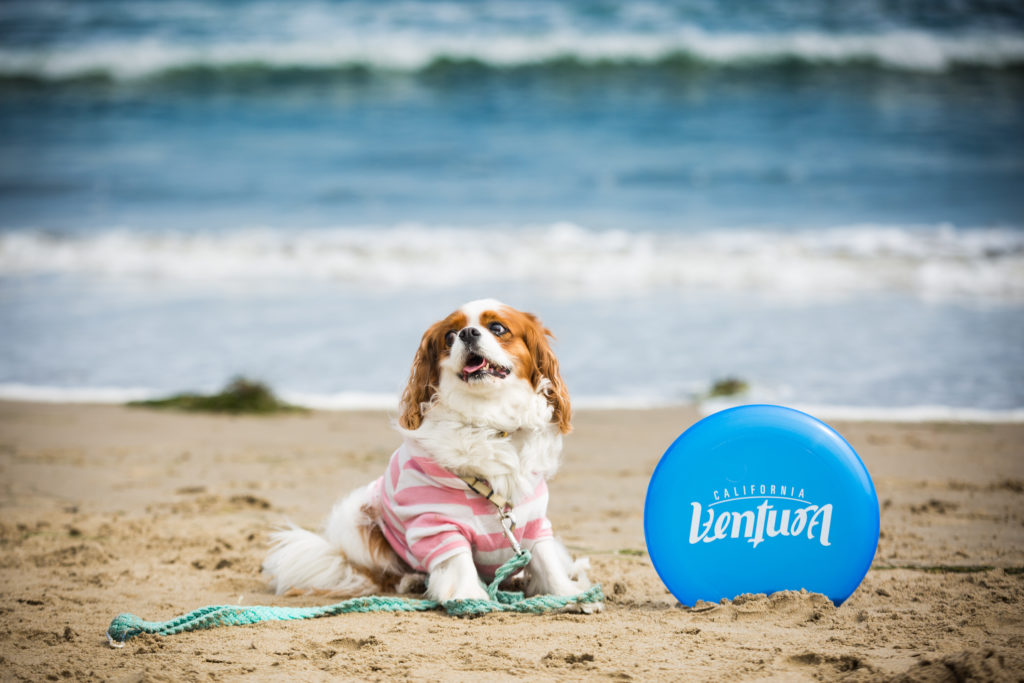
xmin=374 ymin=439 xmax=553 ymax=579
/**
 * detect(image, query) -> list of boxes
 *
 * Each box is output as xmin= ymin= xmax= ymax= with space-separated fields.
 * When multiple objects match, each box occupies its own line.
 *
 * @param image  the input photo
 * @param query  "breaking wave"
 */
xmin=2 ymin=28 xmax=1024 ymax=84
xmin=2 ymin=223 xmax=1022 ymax=299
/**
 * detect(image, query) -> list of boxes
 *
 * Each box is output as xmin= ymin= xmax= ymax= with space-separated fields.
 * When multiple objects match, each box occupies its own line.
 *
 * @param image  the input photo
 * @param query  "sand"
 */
xmin=1 ymin=401 xmax=1022 ymax=681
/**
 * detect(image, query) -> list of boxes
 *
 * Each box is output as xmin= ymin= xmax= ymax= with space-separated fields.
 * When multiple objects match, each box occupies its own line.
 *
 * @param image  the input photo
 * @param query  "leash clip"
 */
xmin=498 ymin=509 xmax=524 ymax=556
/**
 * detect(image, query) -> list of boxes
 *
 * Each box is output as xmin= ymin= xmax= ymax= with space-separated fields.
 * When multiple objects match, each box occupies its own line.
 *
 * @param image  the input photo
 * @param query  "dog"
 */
xmin=262 ymin=299 xmax=598 ymax=608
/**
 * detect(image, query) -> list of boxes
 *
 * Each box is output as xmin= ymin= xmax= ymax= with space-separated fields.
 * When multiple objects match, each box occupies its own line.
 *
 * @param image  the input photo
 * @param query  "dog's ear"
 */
xmin=522 ymin=313 xmax=572 ymax=434
xmin=399 ymin=319 xmax=447 ymax=430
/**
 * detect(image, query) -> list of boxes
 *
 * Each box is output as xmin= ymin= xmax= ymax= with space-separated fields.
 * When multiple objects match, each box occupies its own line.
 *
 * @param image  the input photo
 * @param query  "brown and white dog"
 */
xmin=262 ymin=299 xmax=597 ymax=608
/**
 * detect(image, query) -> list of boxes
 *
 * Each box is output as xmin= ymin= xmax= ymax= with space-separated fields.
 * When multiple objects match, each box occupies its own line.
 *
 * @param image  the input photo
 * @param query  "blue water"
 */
xmin=1 ymin=0 xmax=1023 ymax=413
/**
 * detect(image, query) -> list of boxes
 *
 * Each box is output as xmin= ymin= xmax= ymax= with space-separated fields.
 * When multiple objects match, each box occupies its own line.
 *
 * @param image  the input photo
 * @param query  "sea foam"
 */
xmin=2 ymin=27 xmax=1023 ymax=81
xmin=2 ymin=223 xmax=1021 ymax=300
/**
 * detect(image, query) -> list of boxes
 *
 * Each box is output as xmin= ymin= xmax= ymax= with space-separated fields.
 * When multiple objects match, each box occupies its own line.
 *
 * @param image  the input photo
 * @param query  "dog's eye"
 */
xmin=488 ymin=322 xmax=508 ymax=336
xmin=444 ymin=330 xmax=456 ymax=347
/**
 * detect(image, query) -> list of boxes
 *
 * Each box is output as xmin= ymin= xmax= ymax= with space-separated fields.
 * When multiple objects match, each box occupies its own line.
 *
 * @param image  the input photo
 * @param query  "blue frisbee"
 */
xmin=644 ymin=405 xmax=878 ymax=606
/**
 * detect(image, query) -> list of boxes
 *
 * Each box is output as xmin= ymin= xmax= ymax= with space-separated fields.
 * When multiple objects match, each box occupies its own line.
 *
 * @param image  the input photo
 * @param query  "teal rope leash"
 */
xmin=106 ymin=550 xmax=604 ymax=646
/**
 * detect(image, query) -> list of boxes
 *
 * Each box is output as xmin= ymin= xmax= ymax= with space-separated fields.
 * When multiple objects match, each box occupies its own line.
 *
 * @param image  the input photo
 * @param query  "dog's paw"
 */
xmin=432 ymin=581 xmax=488 ymax=602
xmin=454 ymin=585 xmax=490 ymax=602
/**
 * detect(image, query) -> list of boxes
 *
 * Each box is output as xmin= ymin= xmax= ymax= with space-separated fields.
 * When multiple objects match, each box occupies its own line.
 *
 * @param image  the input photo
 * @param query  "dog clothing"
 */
xmin=375 ymin=438 xmax=553 ymax=579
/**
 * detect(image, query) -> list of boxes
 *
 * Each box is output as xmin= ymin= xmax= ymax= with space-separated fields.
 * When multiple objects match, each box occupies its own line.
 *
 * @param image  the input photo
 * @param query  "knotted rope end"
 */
xmin=106 ymin=613 xmax=145 ymax=648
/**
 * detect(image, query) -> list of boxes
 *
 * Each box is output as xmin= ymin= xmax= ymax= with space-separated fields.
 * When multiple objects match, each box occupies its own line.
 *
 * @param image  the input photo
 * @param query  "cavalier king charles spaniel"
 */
xmin=263 ymin=299 xmax=598 ymax=609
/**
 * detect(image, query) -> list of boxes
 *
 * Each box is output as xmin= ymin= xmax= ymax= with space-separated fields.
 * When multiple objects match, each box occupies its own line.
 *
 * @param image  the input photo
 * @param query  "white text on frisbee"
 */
xmin=688 ymin=500 xmax=833 ymax=549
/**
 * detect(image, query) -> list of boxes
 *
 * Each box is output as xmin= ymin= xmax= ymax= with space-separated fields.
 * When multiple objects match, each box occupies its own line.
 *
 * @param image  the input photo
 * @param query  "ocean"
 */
xmin=1 ymin=0 xmax=1022 ymax=419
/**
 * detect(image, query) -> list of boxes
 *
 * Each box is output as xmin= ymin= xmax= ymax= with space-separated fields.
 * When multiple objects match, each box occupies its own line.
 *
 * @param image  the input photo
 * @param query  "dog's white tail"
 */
xmin=262 ymin=482 xmax=382 ymax=596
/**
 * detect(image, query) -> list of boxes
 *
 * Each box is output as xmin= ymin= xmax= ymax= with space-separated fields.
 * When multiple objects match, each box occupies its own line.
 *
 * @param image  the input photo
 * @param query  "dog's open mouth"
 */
xmin=461 ymin=353 xmax=510 ymax=381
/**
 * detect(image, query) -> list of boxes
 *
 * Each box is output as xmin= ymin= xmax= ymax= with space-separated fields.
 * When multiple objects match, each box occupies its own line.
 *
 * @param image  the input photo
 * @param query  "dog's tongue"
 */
xmin=463 ymin=355 xmax=487 ymax=374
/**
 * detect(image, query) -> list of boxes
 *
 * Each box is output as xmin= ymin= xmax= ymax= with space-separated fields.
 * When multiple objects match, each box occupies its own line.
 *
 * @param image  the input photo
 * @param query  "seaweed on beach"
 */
xmin=128 ymin=377 xmax=306 ymax=415
xmin=707 ymin=377 xmax=750 ymax=398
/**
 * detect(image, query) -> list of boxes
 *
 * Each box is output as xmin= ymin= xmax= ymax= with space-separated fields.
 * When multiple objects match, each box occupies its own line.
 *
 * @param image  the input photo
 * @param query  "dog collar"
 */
xmin=458 ymin=474 xmax=510 ymax=511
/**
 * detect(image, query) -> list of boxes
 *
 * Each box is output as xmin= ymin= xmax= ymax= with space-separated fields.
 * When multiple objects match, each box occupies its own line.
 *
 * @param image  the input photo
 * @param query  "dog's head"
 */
xmin=399 ymin=299 xmax=571 ymax=434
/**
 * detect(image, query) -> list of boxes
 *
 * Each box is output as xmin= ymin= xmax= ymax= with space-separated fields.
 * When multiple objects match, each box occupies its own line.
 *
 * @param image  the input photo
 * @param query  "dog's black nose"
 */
xmin=458 ymin=327 xmax=481 ymax=344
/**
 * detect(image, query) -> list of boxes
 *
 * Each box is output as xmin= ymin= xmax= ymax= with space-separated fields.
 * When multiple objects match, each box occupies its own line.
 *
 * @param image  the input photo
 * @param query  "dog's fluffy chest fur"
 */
xmin=398 ymin=398 xmax=563 ymax=503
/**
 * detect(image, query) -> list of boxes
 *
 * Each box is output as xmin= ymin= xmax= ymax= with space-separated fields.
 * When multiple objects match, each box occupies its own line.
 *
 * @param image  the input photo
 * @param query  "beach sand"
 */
xmin=1 ymin=401 xmax=1022 ymax=681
